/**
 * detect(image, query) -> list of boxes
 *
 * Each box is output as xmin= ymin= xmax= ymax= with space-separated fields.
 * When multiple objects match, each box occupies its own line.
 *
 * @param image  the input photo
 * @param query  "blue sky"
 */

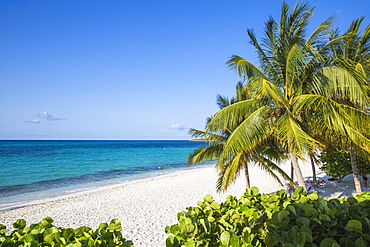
xmin=0 ymin=0 xmax=369 ymax=140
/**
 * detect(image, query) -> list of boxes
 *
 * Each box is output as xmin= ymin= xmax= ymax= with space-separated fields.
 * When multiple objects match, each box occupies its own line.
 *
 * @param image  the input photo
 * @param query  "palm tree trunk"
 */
xmin=244 ymin=164 xmax=250 ymax=189
xmin=290 ymin=162 xmax=294 ymax=181
xmin=350 ymin=149 xmax=362 ymax=194
xmin=289 ymin=152 xmax=305 ymax=187
xmin=310 ymin=155 xmax=317 ymax=188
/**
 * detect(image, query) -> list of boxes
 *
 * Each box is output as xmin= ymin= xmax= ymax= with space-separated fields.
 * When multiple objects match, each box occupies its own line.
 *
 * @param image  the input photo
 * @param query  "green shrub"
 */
xmin=0 ymin=217 xmax=134 ymax=247
xmin=165 ymin=187 xmax=370 ymax=247
xmin=319 ymin=146 xmax=370 ymax=180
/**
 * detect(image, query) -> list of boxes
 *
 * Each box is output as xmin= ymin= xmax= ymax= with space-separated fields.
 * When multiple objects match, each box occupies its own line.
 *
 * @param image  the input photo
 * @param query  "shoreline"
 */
xmin=0 ymin=161 xmax=366 ymax=246
xmin=0 ymin=164 xmax=213 ymax=212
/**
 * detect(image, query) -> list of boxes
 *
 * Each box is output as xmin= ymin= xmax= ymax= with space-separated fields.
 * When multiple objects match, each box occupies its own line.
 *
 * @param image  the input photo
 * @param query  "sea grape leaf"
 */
xmin=319 ymin=214 xmax=330 ymax=222
xmin=251 ymin=187 xmax=259 ymax=195
xmin=220 ymin=231 xmax=231 ymax=245
xmin=63 ymin=228 xmax=74 ymax=240
xmin=264 ymin=234 xmax=276 ymax=247
xmin=296 ymin=217 xmax=310 ymax=226
xmin=354 ymin=238 xmax=367 ymax=247
xmin=44 ymin=226 xmax=59 ymax=235
xmin=347 ymin=197 xmax=358 ymax=205
xmin=345 ymin=220 xmax=362 ymax=233
xmin=185 ymin=239 xmax=195 ymax=247
xmin=303 ymin=231 xmax=313 ymax=243
xmin=287 ymin=205 xmax=296 ymax=215
xmin=339 ymin=237 xmax=354 ymax=246
xmin=19 ymin=233 xmax=36 ymax=242
xmin=40 ymin=217 xmax=54 ymax=227
xmin=230 ymin=235 xmax=240 ymax=247
xmin=320 ymin=238 xmax=336 ymax=247
xmin=107 ymin=219 xmax=122 ymax=232
xmin=360 ymin=233 xmax=370 ymax=241
xmin=98 ymin=223 xmax=108 ymax=229
xmin=204 ymin=195 xmax=213 ymax=203
xmin=307 ymin=193 xmax=319 ymax=201
xmin=293 ymin=232 xmax=306 ymax=247
xmin=278 ymin=210 xmax=290 ymax=222
xmin=170 ymin=225 xmax=180 ymax=235
xmin=211 ymin=201 xmax=220 ymax=210
xmin=13 ymin=219 xmax=26 ymax=230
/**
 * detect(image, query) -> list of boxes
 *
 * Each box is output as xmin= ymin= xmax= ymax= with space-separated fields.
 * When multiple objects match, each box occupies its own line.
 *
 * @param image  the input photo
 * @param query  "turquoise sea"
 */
xmin=0 ymin=140 xmax=209 ymax=210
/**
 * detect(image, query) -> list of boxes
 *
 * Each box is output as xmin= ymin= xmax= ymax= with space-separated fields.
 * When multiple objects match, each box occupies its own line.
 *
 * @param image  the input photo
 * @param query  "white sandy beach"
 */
xmin=0 ymin=161 xmax=367 ymax=246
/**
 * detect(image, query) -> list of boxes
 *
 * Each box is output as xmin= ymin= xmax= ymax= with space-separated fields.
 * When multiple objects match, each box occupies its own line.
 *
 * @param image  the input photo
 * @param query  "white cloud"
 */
xmin=37 ymin=111 xmax=66 ymax=121
xmin=37 ymin=111 xmax=53 ymax=118
xmin=25 ymin=119 xmax=41 ymax=124
xmin=170 ymin=123 xmax=187 ymax=130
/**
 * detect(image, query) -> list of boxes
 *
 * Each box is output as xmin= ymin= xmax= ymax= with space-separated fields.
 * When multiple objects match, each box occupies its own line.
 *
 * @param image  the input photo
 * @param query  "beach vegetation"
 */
xmin=165 ymin=187 xmax=370 ymax=246
xmin=319 ymin=145 xmax=370 ymax=181
xmin=0 ymin=218 xmax=133 ymax=247
xmin=189 ymin=1 xmax=370 ymax=193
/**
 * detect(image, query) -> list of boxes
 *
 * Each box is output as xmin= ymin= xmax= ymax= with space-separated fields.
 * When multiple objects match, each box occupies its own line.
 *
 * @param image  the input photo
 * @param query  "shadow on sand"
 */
xmin=304 ymin=171 xmax=370 ymax=199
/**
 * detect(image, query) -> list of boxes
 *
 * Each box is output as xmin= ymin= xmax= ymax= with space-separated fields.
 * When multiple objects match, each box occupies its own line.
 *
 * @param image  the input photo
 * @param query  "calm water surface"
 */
xmin=0 ymin=140 xmax=209 ymax=210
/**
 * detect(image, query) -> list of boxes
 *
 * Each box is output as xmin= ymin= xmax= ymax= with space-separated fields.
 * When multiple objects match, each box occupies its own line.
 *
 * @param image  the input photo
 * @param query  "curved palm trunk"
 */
xmin=289 ymin=152 xmax=305 ymax=187
xmin=350 ymin=149 xmax=362 ymax=194
xmin=310 ymin=155 xmax=317 ymax=188
xmin=244 ymin=163 xmax=250 ymax=189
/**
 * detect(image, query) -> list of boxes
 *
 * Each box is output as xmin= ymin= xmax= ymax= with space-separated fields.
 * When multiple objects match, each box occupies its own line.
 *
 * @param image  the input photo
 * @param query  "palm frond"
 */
xmin=216 ymin=95 xmax=230 ymax=109
xmin=216 ymin=153 xmax=244 ymax=191
xmin=188 ymin=128 xmax=227 ymax=142
xmin=220 ymin=106 xmax=271 ymax=161
xmin=249 ymin=78 xmax=291 ymax=110
xmin=306 ymin=15 xmax=335 ymax=47
xmin=320 ymin=66 xmax=369 ymax=106
xmin=226 ymin=55 xmax=265 ymax=79
xmin=207 ymin=99 xmax=261 ymax=133
xmin=274 ymin=112 xmax=319 ymax=157
xmin=254 ymin=156 xmax=293 ymax=186
xmin=187 ymin=143 xmax=224 ymax=166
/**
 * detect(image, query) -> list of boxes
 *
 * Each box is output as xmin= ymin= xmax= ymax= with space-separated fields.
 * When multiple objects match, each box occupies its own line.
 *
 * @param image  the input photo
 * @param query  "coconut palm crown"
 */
xmin=188 ymin=82 xmax=291 ymax=191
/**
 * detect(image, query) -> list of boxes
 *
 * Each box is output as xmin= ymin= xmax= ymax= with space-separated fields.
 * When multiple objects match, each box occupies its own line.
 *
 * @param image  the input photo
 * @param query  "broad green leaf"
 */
xmin=294 ymin=232 xmax=306 ymax=247
xmin=354 ymin=238 xmax=367 ymax=247
xmin=230 ymin=235 xmax=240 ymax=247
xmin=13 ymin=219 xmax=27 ymax=230
xmin=204 ymin=195 xmax=213 ymax=203
xmin=307 ymin=193 xmax=319 ymax=201
xmin=296 ymin=217 xmax=310 ymax=226
xmin=220 ymin=231 xmax=231 ymax=246
xmin=185 ymin=239 xmax=195 ymax=247
xmin=320 ymin=238 xmax=336 ymax=247
xmin=278 ymin=210 xmax=290 ymax=222
xmin=345 ymin=220 xmax=363 ymax=233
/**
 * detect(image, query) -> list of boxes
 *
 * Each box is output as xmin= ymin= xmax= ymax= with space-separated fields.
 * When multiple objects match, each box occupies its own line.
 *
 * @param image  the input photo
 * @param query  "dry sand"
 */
xmin=0 ymin=160 xmax=368 ymax=246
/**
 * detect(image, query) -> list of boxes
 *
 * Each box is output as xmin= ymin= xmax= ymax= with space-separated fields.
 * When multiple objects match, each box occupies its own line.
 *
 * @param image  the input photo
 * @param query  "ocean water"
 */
xmin=0 ymin=140 xmax=210 ymax=210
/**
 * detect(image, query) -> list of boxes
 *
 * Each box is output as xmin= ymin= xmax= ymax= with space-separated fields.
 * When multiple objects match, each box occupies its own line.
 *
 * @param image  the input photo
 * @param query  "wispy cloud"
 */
xmin=25 ymin=119 xmax=41 ymax=124
xmin=37 ymin=111 xmax=66 ymax=121
xmin=37 ymin=111 xmax=52 ymax=118
xmin=170 ymin=123 xmax=187 ymax=130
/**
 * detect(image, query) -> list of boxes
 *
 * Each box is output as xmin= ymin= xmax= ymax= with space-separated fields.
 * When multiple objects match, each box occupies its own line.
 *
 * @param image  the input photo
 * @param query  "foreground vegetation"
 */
xmin=0 ymin=218 xmax=133 ymax=247
xmin=166 ymin=188 xmax=370 ymax=247
xmin=1 ymin=189 xmax=369 ymax=247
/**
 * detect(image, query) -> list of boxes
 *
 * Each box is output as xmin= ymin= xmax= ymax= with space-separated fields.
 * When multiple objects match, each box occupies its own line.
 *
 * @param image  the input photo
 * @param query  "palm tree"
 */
xmin=324 ymin=17 xmax=370 ymax=193
xmin=188 ymin=83 xmax=291 ymax=191
xmin=206 ymin=2 xmax=370 ymax=189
